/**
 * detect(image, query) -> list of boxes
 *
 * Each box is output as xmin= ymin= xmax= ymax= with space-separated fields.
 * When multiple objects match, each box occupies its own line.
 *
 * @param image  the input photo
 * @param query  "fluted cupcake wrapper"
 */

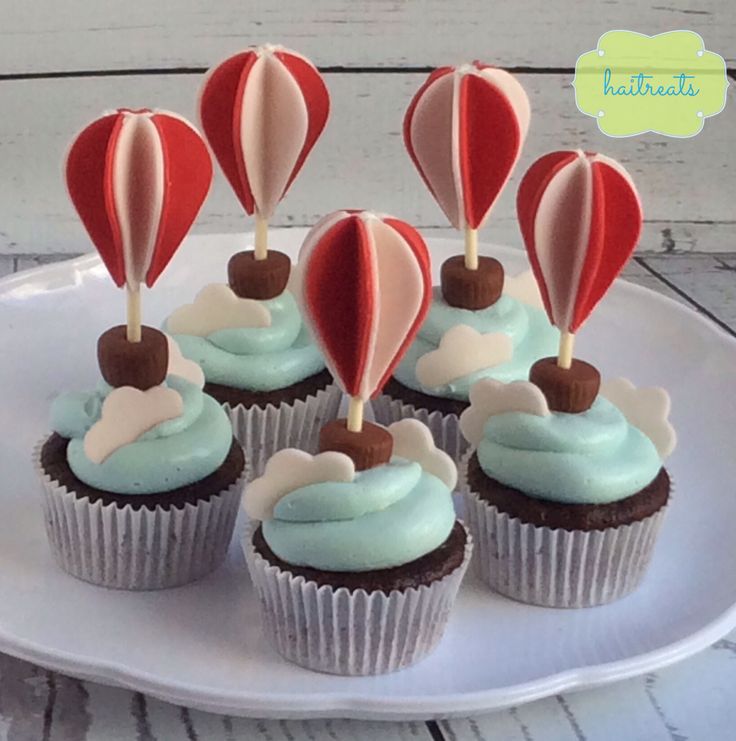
xmin=243 ymin=525 xmax=473 ymax=675
xmin=462 ymin=483 xmax=669 ymax=609
xmin=224 ymin=383 xmax=342 ymax=481
xmin=371 ymin=394 xmax=469 ymax=469
xmin=35 ymin=442 xmax=245 ymax=591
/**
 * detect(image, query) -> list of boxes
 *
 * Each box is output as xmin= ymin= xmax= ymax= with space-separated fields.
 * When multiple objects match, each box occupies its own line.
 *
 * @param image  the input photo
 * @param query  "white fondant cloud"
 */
xmin=166 ymin=283 xmax=271 ymax=337
xmin=165 ymin=334 xmax=205 ymax=388
xmin=600 ymin=378 xmax=676 ymax=459
xmin=244 ymin=448 xmax=355 ymax=521
xmin=460 ymin=378 xmax=550 ymax=447
xmin=84 ymin=385 xmax=183 ymax=463
xmin=503 ymin=269 xmax=544 ymax=309
xmin=415 ymin=324 xmax=513 ymax=389
xmin=388 ymin=418 xmax=457 ymax=490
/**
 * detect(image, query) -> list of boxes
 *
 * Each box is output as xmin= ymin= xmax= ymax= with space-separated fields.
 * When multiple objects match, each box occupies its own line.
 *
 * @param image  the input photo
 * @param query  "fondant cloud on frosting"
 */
xmin=167 ymin=283 xmax=271 ymax=337
xmin=600 ymin=378 xmax=676 ymax=459
xmin=415 ymin=324 xmax=513 ymax=388
xmin=84 ymin=385 xmax=183 ymax=463
xmin=460 ymin=378 xmax=551 ymax=447
xmin=165 ymin=334 xmax=205 ymax=388
xmin=244 ymin=449 xmax=356 ymax=521
xmin=503 ymin=269 xmax=544 ymax=309
xmin=388 ymin=418 xmax=457 ymax=490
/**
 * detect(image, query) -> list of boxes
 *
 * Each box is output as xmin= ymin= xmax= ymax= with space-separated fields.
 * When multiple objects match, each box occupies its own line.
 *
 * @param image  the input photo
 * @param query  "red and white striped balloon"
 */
xmin=517 ymin=150 xmax=643 ymax=334
xmin=65 ymin=109 xmax=213 ymax=289
xmin=299 ymin=211 xmax=432 ymax=401
xmin=404 ymin=63 xmax=530 ymax=231
xmin=199 ymin=45 xmax=330 ymax=221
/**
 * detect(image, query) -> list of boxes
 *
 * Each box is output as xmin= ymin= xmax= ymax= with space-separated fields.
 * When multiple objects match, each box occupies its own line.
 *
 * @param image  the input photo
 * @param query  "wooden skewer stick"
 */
xmin=254 ymin=214 xmax=269 ymax=261
xmin=126 ymin=286 xmax=142 ymax=343
xmin=464 ymin=226 xmax=478 ymax=271
xmin=346 ymin=396 xmax=364 ymax=433
xmin=557 ymin=330 xmax=575 ymax=370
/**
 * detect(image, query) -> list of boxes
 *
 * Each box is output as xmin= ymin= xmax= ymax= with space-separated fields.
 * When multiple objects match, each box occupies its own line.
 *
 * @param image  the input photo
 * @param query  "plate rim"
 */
xmin=2 ymin=234 xmax=736 ymax=720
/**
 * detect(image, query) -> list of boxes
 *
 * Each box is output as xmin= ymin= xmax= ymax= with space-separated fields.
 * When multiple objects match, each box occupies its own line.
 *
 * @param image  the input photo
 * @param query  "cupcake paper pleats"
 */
xmin=517 ymin=150 xmax=643 ymax=334
xmin=65 ymin=109 xmax=213 ymax=289
xmin=199 ymin=45 xmax=329 ymax=220
xmin=404 ymin=63 xmax=530 ymax=230
xmin=298 ymin=211 xmax=432 ymax=401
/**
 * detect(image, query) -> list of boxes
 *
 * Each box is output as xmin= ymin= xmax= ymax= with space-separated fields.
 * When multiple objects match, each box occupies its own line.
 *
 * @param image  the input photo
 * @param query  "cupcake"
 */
xmin=165 ymin=46 xmax=340 ymax=477
xmin=244 ymin=211 xmax=472 ymax=674
xmin=460 ymin=149 xmax=676 ymax=607
xmin=372 ymin=63 xmax=557 ymax=461
xmin=38 ymin=109 xmax=245 ymax=589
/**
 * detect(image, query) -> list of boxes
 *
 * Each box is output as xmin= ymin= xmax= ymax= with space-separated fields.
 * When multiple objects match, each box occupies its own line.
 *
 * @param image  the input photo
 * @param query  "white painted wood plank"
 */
xmin=0 ymin=0 xmax=732 ymax=73
xmin=0 ymin=72 xmax=734 ymax=257
xmin=642 ymin=254 xmax=736 ymax=330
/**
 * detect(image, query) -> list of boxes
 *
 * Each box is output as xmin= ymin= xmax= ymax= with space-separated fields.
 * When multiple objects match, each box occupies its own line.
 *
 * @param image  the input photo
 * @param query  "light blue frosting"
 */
xmin=50 ymin=375 xmax=233 ymax=495
xmin=393 ymin=288 xmax=558 ymax=400
xmin=164 ymin=290 xmax=326 ymax=391
xmin=477 ymin=397 xmax=663 ymax=504
xmin=262 ymin=459 xmax=456 ymax=572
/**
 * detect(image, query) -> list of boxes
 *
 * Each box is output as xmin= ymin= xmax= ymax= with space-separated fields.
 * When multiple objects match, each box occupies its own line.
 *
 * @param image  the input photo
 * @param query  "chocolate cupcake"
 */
xmin=46 ymin=107 xmax=245 ymax=588
xmin=460 ymin=374 xmax=675 ymax=607
xmin=243 ymin=418 xmax=471 ymax=675
xmin=459 ymin=149 xmax=677 ymax=607
xmin=36 ymin=332 xmax=246 ymax=590
xmin=373 ymin=64 xmax=557 ymax=462
xmin=165 ymin=46 xmax=340 ymax=477
xmin=243 ymin=210 xmax=472 ymax=674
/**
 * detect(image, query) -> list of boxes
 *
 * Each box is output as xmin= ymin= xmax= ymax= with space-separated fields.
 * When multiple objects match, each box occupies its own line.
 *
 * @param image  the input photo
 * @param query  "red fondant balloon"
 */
xmin=299 ymin=211 xmax=432 ymax=400
xmin=404 ymin=62 xmax=530 ymax=231
xmin=199 ymin=45 xmax=329 ymax=221
xmin=65 ymin=109 xmax=212 ymax=288
xmin=517 ymin=150 xmax=643 ymax=333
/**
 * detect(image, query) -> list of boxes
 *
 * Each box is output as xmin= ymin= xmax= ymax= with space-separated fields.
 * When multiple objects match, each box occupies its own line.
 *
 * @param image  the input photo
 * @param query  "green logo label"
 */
xmin=573 ymin=30 xmax=728 ymax=137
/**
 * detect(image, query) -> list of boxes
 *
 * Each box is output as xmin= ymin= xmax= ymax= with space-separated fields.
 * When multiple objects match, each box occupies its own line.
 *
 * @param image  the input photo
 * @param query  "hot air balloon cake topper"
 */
xmin=298 ymin=210 xmax=432 ymax=469
xmin=404 ymin=62 xmax=530 ymax=309
xmin=199 ymin=44 xmax=330 ymax=300
xmin=517 ymin=149 xmax=643 ymax=413
xmin=65 ymin=108 xmax=213 ymax=387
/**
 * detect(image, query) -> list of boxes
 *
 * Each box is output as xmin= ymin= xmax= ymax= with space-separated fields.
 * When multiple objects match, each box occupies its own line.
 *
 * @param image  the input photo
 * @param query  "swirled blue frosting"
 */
xmin=262 ymin=459 xmax=456 ymax=571
xmin=393 ymin=288 xmax=558 ymax=400
xmin=164 ymin=290 xmax=325 ymax=391
xmin=477 ymin=397 xmax=663 ymax=504
xmin=50 ymin=375 xmax=233 ymax=495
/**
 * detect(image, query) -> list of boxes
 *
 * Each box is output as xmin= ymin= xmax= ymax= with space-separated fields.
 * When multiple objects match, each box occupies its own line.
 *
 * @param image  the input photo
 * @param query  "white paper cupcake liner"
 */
xmin=371 ymin=393 xmax=469 ymax=465
xmin=243 ymin=525 xmax=472 ymax=675
xmin=224 ymin=383 xmax=342 ymax=480
xmin=35 ymin=442 xmax=245 ymax=591
xmin=462 ymin=482 xmax=669 ymax=609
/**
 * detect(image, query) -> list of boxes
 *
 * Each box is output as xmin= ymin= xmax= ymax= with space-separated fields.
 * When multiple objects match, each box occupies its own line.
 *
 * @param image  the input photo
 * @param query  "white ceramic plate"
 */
xmin=1 ymin=230 xmax=735 ymax=720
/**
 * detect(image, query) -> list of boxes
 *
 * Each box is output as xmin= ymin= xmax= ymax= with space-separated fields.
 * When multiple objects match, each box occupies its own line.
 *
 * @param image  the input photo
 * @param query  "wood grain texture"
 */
xmin=0 ymin=0 xmax=732 ymax=74
xmin=0 ymin=72 xmax=734 ymax=257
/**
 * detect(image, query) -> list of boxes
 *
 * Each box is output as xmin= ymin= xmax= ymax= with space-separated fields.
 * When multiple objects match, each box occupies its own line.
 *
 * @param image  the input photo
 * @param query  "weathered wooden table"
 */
xmin=1 ymin=1 xmax=734 ymax=737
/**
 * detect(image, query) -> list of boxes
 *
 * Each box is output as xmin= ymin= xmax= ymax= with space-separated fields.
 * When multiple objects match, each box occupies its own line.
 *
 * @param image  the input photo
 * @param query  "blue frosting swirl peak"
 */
xmin=477 ymin=397 xmax=663 ymax=504
xmin=393 ymin=288 xmax=558 ymax=401
xmin=50 ymin=375 xmax=233 ymax=495
xmin=165 ymin=289 xmax=326 ymax=392
xmin=262 ymin=459 xmax=456 ymax=572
